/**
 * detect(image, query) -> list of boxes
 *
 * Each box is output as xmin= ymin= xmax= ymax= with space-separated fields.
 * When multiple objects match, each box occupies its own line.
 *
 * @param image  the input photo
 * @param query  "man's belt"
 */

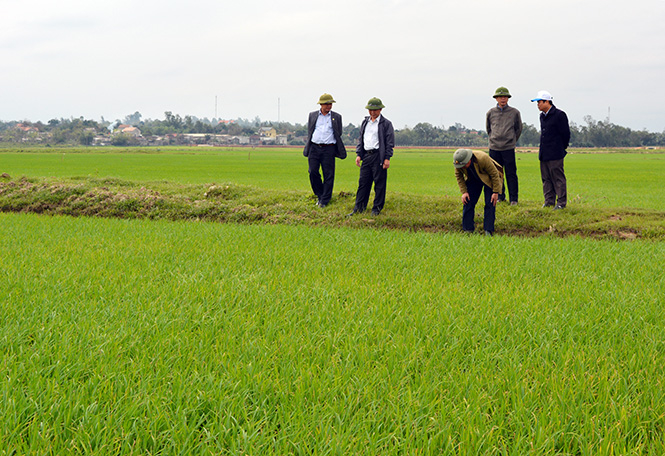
xmin=313 ymin=143 xmax=335 ymax=146
xmin=365 ymin=149 xmax=378 ymax=154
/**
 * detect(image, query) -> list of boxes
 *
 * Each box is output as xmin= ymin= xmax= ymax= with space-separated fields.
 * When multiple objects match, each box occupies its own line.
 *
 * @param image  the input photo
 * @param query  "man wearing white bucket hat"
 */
xmin=531 ymin=90 xmax=570 ymax=209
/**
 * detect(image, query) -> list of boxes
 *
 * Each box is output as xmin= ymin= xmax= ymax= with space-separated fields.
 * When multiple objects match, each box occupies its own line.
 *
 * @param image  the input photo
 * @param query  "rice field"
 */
xmin=1 ymin=147 xmax=665 ymax=454
xmin=2 ymin=146 xmax=664 ymax=210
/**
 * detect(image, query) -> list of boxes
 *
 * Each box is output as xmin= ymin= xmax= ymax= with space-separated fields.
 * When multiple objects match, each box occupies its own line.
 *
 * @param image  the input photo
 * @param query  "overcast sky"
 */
xmin=2 ymin=0 xmax=664 ymax=131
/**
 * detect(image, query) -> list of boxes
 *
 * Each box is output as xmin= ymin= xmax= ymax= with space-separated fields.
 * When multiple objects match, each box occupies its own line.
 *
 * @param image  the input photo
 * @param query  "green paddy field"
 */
xmin=1 ymin=147 xmax=665 ymax=454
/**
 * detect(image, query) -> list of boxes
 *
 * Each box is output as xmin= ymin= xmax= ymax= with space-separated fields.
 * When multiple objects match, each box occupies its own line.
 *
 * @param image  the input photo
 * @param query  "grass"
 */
xmin=2 ymin=146 xmax=665 ymax=454
xmin=1 ymin=175 xmax=664 ymax=240
xmin=2 ymin=146 xmax=665 ymax=209
xmin=2 ymin=213 xmax=665 ymax=454
xmin=2 ymin=146 xmax=665 ymax=240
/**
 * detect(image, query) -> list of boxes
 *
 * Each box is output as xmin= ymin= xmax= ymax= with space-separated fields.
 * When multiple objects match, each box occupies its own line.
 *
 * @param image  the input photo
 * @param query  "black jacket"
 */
xmin=356 ymin=115 xmax=395 ymax=164
xmin=538 ymin=105 xmax=570 ymax=161
xmin=303 ymin=110 xmax=347 ymax=159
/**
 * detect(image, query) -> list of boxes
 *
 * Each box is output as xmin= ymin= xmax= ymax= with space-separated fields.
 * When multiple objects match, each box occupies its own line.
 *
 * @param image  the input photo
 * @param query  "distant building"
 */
xmin=93 ymin=136 xmax=111 ymax=146
xmin=258 ymin=127 xmax=276 ymax=139
xmin=15 ymin=123 xmax=39 ymax=132
xmin=123 ymin=127 xmax=142 ymax=137
xmin=114 ymin=124 xmax=142 ymax=137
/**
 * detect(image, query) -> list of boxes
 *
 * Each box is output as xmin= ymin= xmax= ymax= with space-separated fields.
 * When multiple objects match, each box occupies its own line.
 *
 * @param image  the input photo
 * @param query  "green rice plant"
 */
xmin=2 ymin=213 xmax=665 ymax=454
xmin=2 ymin=174 xmax=664 ymax=240
xmin=2 ymin=147 xmax=665 ymax=210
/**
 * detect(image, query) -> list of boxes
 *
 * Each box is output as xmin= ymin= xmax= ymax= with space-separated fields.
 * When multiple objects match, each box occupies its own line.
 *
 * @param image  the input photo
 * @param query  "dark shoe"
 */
xmin=542 ymin=203 xmax=554 ymax=208
xmin=371 ymin=209 xmax=380 ymax=216
xmin=463 ymin=229 xmax=474 ymax=234
xmin=554 ymin=205 xmax=565 ymax=210
xmin=347 ymin=209 xmax=361 ymax=217
xmin=484 ymin=230 xmax=493 ymax=236
xmin=510 ymin=201 xmax=518 ymax=206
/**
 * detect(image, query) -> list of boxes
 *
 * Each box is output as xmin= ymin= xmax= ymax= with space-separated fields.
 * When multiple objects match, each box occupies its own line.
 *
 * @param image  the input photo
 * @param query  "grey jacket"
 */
xmin=486 ymin=105 xmax=522 ymax=151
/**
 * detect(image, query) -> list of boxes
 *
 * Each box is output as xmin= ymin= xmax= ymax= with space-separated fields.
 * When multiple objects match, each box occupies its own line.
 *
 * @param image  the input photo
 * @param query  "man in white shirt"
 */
xmin=303 ymin=93 xmax=347 ymax=208
xmin=348 ymin=97 xmax=394 ymax=216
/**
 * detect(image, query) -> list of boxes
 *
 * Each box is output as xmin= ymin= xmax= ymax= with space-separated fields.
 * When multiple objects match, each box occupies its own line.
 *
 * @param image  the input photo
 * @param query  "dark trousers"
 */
xmin=540 ymin=158 xmax=567 ymax=207
xmin=489 ymin=148 xmax=517 ymax=202
xmin=462 ymin=177 xmax=496 ymax=233
xmin=354 ymin=152 xmax=387 ymax=213
xmin=308 ymin=144 xmax=336 ymax=205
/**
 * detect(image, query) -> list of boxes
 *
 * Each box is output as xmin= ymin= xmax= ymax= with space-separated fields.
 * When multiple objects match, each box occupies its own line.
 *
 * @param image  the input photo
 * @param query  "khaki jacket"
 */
xmin=455 ymin=151 xmax=504 ymax=194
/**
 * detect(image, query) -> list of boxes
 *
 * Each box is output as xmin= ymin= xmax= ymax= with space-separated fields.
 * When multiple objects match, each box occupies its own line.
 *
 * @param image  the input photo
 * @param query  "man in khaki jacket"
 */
xmin=453 ymin=148 xmax=503 ymax=236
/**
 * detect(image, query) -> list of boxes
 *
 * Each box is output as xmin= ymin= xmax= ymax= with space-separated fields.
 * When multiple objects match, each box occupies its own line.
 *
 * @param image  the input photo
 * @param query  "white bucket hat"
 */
xmin=531 ymin=90 xmax=553 ymax=102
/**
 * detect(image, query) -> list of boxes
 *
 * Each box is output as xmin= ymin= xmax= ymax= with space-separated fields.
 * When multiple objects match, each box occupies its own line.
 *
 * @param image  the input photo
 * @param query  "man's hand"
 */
xmin=491 ymin=193 xmax=499 ymax=206
xmin=383 ymin=159 xmax=390 ymax=170
xmin=355 ymin=156 xmax=362 ymax=167
xmin=462 ymin=192 xmax=470 ymax=204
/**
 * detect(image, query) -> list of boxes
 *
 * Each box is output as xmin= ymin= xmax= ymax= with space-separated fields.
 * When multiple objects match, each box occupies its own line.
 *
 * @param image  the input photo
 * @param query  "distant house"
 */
xmin=115 ymin=125 xmax=142 ymax=137
xmin=15 ymin=123 xmax=39 ymax=132
xmin=258 ymin=127 xmax=276 ymax=139
xmin=93 ymin=136 xmax=111 ymax=146
xmin=276 ymin=134 xmax=288 ymax=145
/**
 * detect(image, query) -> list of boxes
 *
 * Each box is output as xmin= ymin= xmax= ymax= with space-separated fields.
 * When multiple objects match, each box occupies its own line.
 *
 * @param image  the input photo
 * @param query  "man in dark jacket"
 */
xmin=303 ymin=93 xmax=347 ymax=208
xmin=531 ymin=90 xmax=571 ymax=209
xmin=348 ymin=97 xmax=394 ymax=216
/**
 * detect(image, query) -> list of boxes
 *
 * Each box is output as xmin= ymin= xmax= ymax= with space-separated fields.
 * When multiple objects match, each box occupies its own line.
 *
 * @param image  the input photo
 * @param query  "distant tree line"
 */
xmin=392 ymin=118 xmax=665 ymax=147
xmin=1 ymin=112 xmax=664 ymax=148
xmin=0 ymin=117 xmax=108 ymax=146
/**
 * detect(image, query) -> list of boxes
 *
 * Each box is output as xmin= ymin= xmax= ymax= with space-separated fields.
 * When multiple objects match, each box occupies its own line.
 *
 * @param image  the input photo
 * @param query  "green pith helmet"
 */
xmin=493 ymin=87 xmax=512 ymax=98
xmin=453 ymin=149 xmax=473 ymax=168
xmin=318 ymin=93 xmax=336 ymax=104
xmin=365 ymin=97 xmax=385 ymax=110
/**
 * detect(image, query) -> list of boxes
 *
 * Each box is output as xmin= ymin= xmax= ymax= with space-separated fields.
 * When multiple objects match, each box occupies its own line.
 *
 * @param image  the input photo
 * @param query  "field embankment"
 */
xmin=1 ymin=174 xmax=664 ymax=240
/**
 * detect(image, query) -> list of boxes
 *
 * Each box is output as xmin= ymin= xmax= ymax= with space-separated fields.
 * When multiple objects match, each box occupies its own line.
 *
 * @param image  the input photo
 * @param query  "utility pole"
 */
xmin=278 ymin=97 xmax=281 ymax=124
xmin=215 ymin=96 xmax=218 ymax=120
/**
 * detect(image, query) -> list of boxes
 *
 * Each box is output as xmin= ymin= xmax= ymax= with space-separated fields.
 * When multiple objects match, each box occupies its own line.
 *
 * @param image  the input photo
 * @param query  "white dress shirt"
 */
xmin=312 ymin=112 xmax=336 ymax=144
xmin=363 ymin=115 xmax=381 ymax=150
